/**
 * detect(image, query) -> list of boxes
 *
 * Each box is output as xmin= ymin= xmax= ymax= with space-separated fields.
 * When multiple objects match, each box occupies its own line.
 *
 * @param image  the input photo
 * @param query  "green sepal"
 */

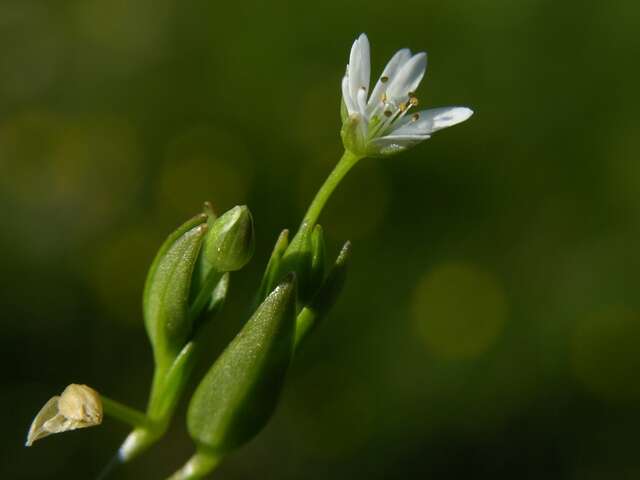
xmin=279 ymin=224 xmax=314 ymax=304
xmin=309 ymin=224 xmax=326 ymax=297
xmin=341 ymin=113 xmax=366 ymax=157
xmin=295 ymin=241 xmax=352 ymax=348
xmin=187 ymin=275 xmax=297 ymax=453
xmin=254 ymin=229 xmax=289 ymax=306
xmin=143 ymin=215 xmax=208 ymax=366
xmin=340 ymin=97 xmax=348 ymax=123
xmin=191 ymin=202 xmax=218 ymax=296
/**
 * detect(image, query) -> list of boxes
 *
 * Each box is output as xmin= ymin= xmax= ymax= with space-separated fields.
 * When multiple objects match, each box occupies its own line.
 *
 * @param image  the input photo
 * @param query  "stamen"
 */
xmin=409 ymin=97 xmax=419 ymax=107
xmin=381 ymin=76 xmax=389 ymax=83
xmin=384 ymin=110 xmax=393 ymax=117
xmin=408 ymin=91 xmax=416 ymax=98
xmin=381 ymin=93 xmax=387 ymax=102
xmin=399 ymin=102 xmax=407 ymax=112
xmin=412 ymin=113 xmax=420 ymax=121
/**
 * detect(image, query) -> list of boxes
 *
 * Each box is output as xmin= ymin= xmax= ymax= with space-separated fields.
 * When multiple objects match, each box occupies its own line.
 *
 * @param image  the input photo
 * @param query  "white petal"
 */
xmin=368 ymin=48 xmax=412 ymax=112
xmin=386 ymin=52 xmax=427 ymax=105
xmin=342 ymin=75 xmax=357 ymax=114
xmin=356 ymin=86 xmax=368 ymax=116
xmin=348 ymin=33 xmax=371 ymax=101
xmin=369 ymin=134 xmax=430 ymax=155
xmin=393 ymin=106 xmax=473 ymax=135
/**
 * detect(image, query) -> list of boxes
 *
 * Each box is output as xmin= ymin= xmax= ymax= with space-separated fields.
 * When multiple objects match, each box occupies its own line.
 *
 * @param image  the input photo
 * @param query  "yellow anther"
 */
xmin=409 ymin=97 xmax=419 ymax=106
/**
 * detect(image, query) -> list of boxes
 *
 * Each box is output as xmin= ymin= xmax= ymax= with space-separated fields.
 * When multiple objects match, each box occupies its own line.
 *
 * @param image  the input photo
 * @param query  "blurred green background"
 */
xmin=2 ymin=0 xmax=640 ymax=478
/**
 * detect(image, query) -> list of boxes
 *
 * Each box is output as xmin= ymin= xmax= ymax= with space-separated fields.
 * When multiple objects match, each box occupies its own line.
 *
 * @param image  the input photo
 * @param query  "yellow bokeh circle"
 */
xmin=412 ymin=263 xmax=508 ymax=359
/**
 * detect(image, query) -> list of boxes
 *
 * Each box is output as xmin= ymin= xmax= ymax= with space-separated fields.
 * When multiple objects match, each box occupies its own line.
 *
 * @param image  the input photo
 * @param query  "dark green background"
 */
xmin=2 ymin=0 xmax=639 ymax=478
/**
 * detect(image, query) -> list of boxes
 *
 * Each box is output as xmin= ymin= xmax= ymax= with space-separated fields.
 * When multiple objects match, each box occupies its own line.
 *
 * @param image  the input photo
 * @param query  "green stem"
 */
xmin=167 ymin=450 xmax=224 ymax=480
xmin=101 ymin=395 xmax=153 ymax=430
xmin=299 ymin=150 xmax=362 ymax=230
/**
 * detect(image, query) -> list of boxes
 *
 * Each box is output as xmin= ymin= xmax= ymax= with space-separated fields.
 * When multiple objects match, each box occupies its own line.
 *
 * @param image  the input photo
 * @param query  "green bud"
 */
xmin=143 ymin=214 xmax=208 ymax=366
xmin=187 ymin=275 xmax=297 ymax=453
xmin=254 ymin=229 xmax=289 ymax=306
xmin=279 ymin=223 xmax=326 ymax=305
xmin=202 ymin=205 xmax=255 ymax=273
xmin=295 ymin=241 xmax=352 ymax=348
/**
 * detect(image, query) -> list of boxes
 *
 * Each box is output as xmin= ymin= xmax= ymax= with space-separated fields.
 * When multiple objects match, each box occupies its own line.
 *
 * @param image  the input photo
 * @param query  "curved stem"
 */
xmin=167 ymin=450 xmax=224 ymax=480
xmin=101 ymin=395 xmax=153 ymax=430
xmin=299 ymin=150 xmax=362 ymax=230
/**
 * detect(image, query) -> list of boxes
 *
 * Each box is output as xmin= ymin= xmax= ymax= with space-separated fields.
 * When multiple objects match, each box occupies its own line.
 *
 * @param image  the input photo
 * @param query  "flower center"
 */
xmin=368 ymin=88 xmax=420 ymax=139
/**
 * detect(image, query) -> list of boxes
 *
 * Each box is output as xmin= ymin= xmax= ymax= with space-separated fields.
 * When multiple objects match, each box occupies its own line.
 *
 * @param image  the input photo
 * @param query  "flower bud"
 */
xmin=187 ymin=274 xmax=297 ymax=453
xmin=26 ymin=384 xmax=102 ymax=447
xmin=279 ymin=223 xmax=326 ymax=305
xmin=144 ymin=215 xmax=208 ymax=366
xmin=201 ymin=205 xmax=255 ymax=273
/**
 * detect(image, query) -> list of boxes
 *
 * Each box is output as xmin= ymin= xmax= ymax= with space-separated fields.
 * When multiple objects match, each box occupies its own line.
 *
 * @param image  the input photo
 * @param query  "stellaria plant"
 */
xmin=25 ymin=33 xmax=473 ymax=479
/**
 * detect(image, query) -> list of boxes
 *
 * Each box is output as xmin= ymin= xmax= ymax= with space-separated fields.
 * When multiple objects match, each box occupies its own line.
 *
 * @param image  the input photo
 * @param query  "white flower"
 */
xmin=26 ymin=384 xmax=103 ymax=446
xmin=341 ymin=33 xmax=473 ymax=156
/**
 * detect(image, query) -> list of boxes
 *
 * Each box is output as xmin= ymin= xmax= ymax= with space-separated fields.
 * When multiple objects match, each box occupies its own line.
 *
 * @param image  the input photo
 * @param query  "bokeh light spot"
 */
xmin=85 ymin=226 xmax=159 ymax=326
xmin=412 ymin=263 xmax=508 ymax=359
xmin=0 ymin=112 xmax=143 ymax=254
xmin=571 ymin=307 xmax=640 ymax=402
xmin=156 ymin=126 xmax=253 ymax=218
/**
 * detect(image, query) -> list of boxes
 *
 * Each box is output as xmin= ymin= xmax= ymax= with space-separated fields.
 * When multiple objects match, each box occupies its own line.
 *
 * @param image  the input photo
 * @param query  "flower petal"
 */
xmin=367 ymin=48 xmax=412 ymax=112
xmin=368 ymin=133 xmax=430 ymax=156
xmin=341 ymin=75 xmax=357 ymax=115
xmin=392 ymin=106 xmax=473 ymax=135
xmin=348 ymin=33 xmax=371 ymax=101
xmin=386 ymin=52 xmax=427 ymax=105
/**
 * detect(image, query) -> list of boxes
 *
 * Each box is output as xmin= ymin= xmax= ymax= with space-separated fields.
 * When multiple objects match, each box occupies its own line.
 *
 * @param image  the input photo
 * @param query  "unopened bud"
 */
xmin=202 ymin=205 xmax=255 ymax=273
xmin=26 ymin=384 xmax=102 ymax=447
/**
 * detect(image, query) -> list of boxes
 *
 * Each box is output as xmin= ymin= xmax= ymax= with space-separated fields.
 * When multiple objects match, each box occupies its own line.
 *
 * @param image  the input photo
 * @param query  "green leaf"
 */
xmin=143 ymin=216 xmax=208 ymax=367
xmin=187 ymin=275 xmax=297 ymax=453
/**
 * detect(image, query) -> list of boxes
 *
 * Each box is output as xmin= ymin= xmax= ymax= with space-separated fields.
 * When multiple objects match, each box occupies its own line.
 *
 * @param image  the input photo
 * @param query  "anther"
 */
xmin=409 ymin=97 xmax=419 ymax=106
xmin=399 ymin=102 xmax=407 ymax=111
xmin=381 ymin=76 xmax=389 ymax=83
xmin=412 ymin=113 xmax=420 ymax=121
xmin=408 ymin=91 xmax=416 ymax=98
xmin=384 ymin=110 xmax=392 ymax=117
xmin=381 ymin=93 xmax=387 ymax=102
